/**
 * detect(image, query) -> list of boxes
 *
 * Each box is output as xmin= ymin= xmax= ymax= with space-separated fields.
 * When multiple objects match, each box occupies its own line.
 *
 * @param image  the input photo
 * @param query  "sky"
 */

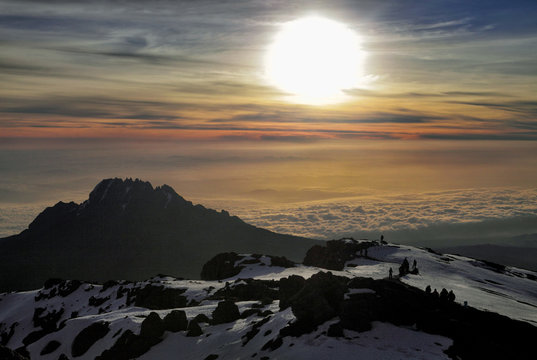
xmin=1 ymin=0 xmax=537 ymax=140
xmin=1 ymin=1 xmax=537 ymax=244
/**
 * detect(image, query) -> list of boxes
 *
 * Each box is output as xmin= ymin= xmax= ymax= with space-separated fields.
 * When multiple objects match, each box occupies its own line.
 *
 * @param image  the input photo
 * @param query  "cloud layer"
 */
xmin=3 ymin=187 xmax=536 ymax=247
xmin=223 ymin=188 xmax=537 ymax=242
xmin=2 ymin=138 xmax=535 ymax=244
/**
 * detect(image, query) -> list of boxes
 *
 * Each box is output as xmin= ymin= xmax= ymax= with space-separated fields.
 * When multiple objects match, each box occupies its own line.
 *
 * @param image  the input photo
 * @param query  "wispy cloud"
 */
xmin=348 ymin=89 xmax=512 ymax=99
xmin=0 ymin=0 xmax=536 ymax=140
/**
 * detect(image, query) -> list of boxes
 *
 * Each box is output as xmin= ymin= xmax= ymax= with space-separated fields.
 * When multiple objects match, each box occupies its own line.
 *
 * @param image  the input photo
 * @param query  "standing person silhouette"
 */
xmin=380 ymin=234 xmax=386 ymax=245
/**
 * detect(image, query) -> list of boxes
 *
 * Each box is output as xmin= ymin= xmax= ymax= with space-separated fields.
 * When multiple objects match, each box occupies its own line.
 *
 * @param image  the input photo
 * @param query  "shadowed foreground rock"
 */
xmin=97 ymin=313 xmax=164 ymax=360
xmin=130 ymin=285 xmax=188 ymax=310
xmin=275 ymin=268 xmax=537 ymax=360
xmin=71 ymin=322 xmax=110 ymax=357
xmin=163 ymin=310 xmax=188 ymax=332
xmin=186 ymin=320 xmax=203 ymax=337
xmin=0 ymin=345 xmax=29 ymax=360
xmin=303 ymin=239 xmax=377 ymax=270
xmin=212 ymin=300 xmax=241 ymax=324
xmin=201 ymin=253 xmax=243 ymax=280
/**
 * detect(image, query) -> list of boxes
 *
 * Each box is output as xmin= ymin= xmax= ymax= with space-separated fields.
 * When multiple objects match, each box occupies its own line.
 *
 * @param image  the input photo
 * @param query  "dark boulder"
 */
xmin=212 ymin=301 xmax=240 ymax=324
xmin=33 ymin=307 xmax=64 ymax=332
xmin=96 ymin=322 xmax=163 ymax=360
xmin=140 ymin=312 xmax=165 ymax=339
xmin=186 ymin=320 xmax=203 ymax=337
xmin=88 ymin=296 xmax=109 ymax=307
xmin=303 ymin=245 xmax=336 ymax=269
xmin=287 ymin=272 xmax=348 ymax=333
xmin=57 ymin=280 xmax=82 ymax=297
xmin=14 ymin=347 xmax=30 ymax=359
xmin=101 ymin=280 xmax=119 ymax=292
xmin=22 ymin=330 xmax=49 ymax=346
xmin=36 ymin=280 xmax=82 ymax=300
xmin=23 ymin=307 xmax=66 ymax=346
xmin=211 ymin=279 xmax=278 ymax=302
xmin=44 ymin=278 xmax=64 ymax=290
xmin=339 ymin=293 xmax=375 ymax=332
xmin=163 ymin=310 xmax=188 ymax=332
xmin=201 ymin=253 xmax=243 ymax=280
xmin=72 ymin=322 xmax=110 ymax=357
xmin=303 ymin=239 xmax=376 ymax=270
xmin=268 ymin=255 xmax=295 ymax=268
xmin=0 ymin=345 xmax=29 ymax=360
xmin=40 ymin=340 xmax=61 ymax=355
xmin=194 ymin=313 xmax=211 ymax=324
xmin=279 ymin=275 xmax=306 ymax=310
xmin=131 ymin=285 xmax=187 ymax=310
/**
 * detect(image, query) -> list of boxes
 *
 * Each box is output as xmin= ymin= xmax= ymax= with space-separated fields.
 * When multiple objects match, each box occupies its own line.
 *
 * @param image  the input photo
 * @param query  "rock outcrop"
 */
xmin=303 ymin=239 xmax=377 ymax=270
xmin=72 ymin=322 xmax=110 ymax=357
xmin=212 ymin=301 xmax=240 ymax=325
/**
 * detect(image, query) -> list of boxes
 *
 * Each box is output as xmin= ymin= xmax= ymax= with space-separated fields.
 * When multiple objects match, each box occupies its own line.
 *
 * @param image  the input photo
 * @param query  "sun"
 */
xmin=265 ymin=16 xmax=364 ymax=105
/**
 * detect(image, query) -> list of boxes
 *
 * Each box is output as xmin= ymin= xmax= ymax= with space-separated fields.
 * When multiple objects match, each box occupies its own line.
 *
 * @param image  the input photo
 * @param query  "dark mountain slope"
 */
xmin=0 ymin=178 xmax=319 ymax=291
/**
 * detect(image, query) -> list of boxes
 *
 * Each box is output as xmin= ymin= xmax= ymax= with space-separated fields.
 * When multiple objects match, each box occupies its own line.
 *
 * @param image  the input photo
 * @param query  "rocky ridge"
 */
xmin=1 ymin=239 xmax=536 ymax=359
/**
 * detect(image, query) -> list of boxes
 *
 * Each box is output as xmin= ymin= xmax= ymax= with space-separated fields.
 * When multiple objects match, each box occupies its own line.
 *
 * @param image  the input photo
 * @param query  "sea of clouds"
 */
xmin=2 ymin=188 xmax=536 ymax=248
xmin=2 ymin=139 xmax=536 ymax=247
xmin=217 ymin=188 xmax=537 ymax=246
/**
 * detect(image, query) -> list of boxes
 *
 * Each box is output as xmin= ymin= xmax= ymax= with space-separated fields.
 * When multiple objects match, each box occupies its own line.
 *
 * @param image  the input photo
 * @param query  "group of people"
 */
xmin=377 ymin=237 xmax=458 ymax=304
xmin=388 ymin=257 xmax=419 ymax=279
xmin=425 ymin=285 xmax=456 ymax=302
xmin=401 ymin=257 xmax=418 ymax=276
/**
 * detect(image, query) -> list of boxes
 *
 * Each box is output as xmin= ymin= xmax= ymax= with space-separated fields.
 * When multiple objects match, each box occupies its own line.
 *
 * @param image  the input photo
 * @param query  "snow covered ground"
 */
xmin=223 ymin=245 xmax=537 ymax=326
xmin=0 ymin=242 xmax=536 ymax=359
xmin=141 ymin=315 xmax=452 ymax=360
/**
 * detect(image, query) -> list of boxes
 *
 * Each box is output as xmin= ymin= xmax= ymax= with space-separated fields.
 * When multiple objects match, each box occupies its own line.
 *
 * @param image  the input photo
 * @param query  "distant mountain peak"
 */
xmin=90 ymin=178 xmax=151 ymax=202
xmin=1 ymin=177 xmax=317 ymax=291
xmin=87 ymin=177 xmax=188 ymax=209
xmin=27 ymin=178 xmax=192 ymax=232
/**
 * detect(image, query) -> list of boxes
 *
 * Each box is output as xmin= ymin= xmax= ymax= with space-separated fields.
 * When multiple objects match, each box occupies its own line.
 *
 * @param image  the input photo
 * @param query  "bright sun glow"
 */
xmin=265 ymin=16 xmax=364 ymax=105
